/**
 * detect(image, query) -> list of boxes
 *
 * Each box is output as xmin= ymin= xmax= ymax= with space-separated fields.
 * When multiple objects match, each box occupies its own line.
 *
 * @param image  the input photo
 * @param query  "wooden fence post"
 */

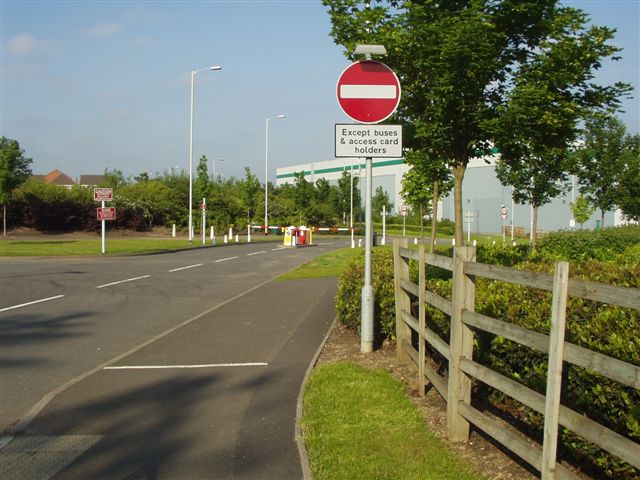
xmin=541 ymin=261 xmax=570 ymax=480
xmin=394 ymin=237 xmax=412 ymax=364
xmin=418 ymin=243 xmax=426 ymax=396
xmin=447 ymin=246 xmax=476 ymax=442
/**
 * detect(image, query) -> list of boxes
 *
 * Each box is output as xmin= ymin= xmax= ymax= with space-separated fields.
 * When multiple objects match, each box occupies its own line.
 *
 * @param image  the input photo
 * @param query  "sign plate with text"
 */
xmin=97 ymin=207 xmax=116 ymax=221
xmin=335 ymin=124 xmax=402 ymax=158
xmin=94 ymin=188 xmax=113 ymax=202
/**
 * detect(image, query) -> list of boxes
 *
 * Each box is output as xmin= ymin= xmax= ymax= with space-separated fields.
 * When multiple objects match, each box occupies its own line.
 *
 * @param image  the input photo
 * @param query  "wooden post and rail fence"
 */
xmin=392 ymin=237 xmax=640 ymax=480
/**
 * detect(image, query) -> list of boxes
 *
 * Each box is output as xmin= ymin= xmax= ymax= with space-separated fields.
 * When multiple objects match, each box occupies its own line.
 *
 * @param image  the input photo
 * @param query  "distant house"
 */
xmin=27 ymin=170 xmax=106 ymax=189
xmin=79 ymin=175 xmax=105 ymax=187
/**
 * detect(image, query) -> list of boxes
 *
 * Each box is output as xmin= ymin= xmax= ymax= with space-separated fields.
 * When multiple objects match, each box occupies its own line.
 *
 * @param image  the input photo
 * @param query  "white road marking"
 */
xmin=104 ymin=362 xmax=268 ymax=370
xmin=247 ymin=251 xmax=266 ymax=256
xmin=215 ymin=256 xmax=238 ymax=263
xmin=317 ymin=242 xmax=336 ymax=246
xmin=340 ymin=84 xmax=397 ymax=99
xmin=168 ymin=263 xmax=203 ymax=272
xmin=271 ymin=247 xmax=286 ymax=251
xmin=96 ymin=275 xmax=150 ymax=289
xmin=0 ymin=295 xmax=65 ymax=313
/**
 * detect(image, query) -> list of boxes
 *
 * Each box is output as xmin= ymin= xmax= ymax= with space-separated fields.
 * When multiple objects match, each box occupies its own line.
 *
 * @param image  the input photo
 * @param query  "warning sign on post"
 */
xmin=335 ymin=124 xmax=402 ymax=158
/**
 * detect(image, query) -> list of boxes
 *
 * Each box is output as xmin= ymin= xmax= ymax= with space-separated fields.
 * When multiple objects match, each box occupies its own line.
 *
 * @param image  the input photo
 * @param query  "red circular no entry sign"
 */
xmin=336 ymin=60 xmax=401 ymax=124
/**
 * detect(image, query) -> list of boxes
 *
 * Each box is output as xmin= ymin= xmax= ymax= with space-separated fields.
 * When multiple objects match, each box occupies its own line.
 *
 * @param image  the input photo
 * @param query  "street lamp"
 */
xmin=264 ymin=114 xmax=286 ymax=233
xmin=188 ymin=65 xmax=221 ymax=242
xmin=213 ymin=157 xmax=224 ymax=181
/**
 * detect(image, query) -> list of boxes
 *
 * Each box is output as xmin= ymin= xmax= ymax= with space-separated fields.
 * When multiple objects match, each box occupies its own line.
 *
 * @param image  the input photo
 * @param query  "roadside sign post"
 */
xmin=336 ymin=52 xmax=401 ymax=353
xmin=94 ymin=188 xmax=114 ymax=254
xmin=501 ymin=205 xmax=508 ymax=243
xmin=201 ymin=198 xmax=206 ymax=245
xmin=401 ymin=204 xmax=408 ymax=236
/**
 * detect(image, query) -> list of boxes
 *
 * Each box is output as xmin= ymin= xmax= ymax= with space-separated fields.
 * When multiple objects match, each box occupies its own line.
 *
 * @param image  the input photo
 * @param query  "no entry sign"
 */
xmin=337 ymin=60 xmax=401 ymax=124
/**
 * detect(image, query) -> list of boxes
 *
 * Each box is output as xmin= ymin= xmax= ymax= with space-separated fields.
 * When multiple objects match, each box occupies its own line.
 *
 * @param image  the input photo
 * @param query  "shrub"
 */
xmin=336 ymin=248 xmax=396 ymax=341
xmin=536 ymin=225 xmax=640 ymax=262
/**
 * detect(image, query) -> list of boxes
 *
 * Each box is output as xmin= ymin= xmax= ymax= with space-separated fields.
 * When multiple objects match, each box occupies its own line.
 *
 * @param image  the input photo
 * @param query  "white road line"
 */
xmin=247 ymin=251 xmax=266 ymax=256
xmin=168 ymin=263 xmax=203 ymax=272
xmin=317 ymin=242 xmax=336 ymax=246
xmin=271 ymin=247 xmax=286 ymax=251
xmin=96 ymin=275 xmax=150 ymax=289
xmin=0 ymin=295 xmax=65 ymax=313
xmin=215 ymin=256 xmax=238 ymax=263
xmin=104 ymin=362 xmax=268 ymax=370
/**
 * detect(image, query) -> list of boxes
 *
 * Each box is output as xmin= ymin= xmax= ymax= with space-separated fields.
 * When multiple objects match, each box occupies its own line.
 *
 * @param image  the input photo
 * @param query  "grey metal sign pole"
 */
xmin=361 ymin=156 xmax=374 ymax=353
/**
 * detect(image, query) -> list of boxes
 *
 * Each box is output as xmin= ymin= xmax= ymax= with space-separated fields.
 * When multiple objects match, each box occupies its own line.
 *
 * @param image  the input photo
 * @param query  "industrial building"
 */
xmin=276 ymin=157 xmax=623 ymax=235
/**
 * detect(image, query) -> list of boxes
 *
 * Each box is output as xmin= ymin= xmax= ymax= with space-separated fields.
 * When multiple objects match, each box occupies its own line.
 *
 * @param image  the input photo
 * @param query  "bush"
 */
xmin=336 ymin=248 xmax=396 ymax=341
xmin=537 ymin=225 xmax=640 ymax=262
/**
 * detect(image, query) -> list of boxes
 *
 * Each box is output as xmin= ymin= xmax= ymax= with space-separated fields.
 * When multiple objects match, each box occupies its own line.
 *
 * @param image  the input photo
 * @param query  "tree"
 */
xmin=372 ymin=185 xmax=393 ymax=222
xmin=489 ymin=6 xmax=631 ymax=248
xmin=573 ymin=115 xmax=629 ymax=227
xmin=0 ymin=137 xmax=32 ymax=235
xmin=134 ymin=172 xmax=150 ymax=183
xmin=324 ymin=1 xmax=629 ymax=246
xmin=336 ymin=169 xmax=358 ymax=225
xmin=617 ymin=134 xmax=640 ymax=222
xmin=570 ymin=195 xmax=595 ymax=228
xmin=401 ymin=148 xmax=452 ymax=252
xmin=239 ymin=167 xmax=261 ymax=227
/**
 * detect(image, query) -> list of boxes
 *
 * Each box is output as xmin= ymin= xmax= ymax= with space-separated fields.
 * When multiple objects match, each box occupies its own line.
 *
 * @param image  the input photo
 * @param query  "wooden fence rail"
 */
xmin=392 ymin=238 xmax=640 ymax=480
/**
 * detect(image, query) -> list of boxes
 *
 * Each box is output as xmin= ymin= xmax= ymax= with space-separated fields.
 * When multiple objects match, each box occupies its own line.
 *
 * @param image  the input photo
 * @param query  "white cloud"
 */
xmin=4 ymin=33 xmax=49 ymax=56
xmin=82 ymin=22 xmax=123 ymax=37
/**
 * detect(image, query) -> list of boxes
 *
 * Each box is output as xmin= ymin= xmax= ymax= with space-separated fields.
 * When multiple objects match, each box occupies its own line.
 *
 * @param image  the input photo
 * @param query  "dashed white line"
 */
xmin=168 ymin=263 xmax=203 ymax=272
xmin=272 ymin=247 xmax=286 ymax=251
xmin=96 ymin=275 xmax=151 ymax=289
xmin=215 ymin=256 xmax=239 ymax=263
xmin=104 ymin=362 xmax=268 ymax=370
xmin=0 ymin=295 xmax=65 ymax=313
xmin=247 ymin=251 xmax=266 ymax=256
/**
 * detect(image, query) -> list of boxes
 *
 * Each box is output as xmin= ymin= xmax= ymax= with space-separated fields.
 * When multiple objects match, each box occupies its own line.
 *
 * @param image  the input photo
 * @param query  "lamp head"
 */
xmin=209 ymin=65 xmax=222 ymax=71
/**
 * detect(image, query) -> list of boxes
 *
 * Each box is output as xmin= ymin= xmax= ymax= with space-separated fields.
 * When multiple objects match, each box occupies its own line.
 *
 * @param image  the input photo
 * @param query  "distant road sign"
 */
xmin=501 ymin=206 xmax=508 ymax=221
xmin=336 ymin=60 xmax=401 ymax=124
xmin=94 ymin=188 xmax=113 ymax=202
xmin=97 ymin=207 xmax=116 ymax=221
xmin=401 ymin=204 xmax=408 ymax=216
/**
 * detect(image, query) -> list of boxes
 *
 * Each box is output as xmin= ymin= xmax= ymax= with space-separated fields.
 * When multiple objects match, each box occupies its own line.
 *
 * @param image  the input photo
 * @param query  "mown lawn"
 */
xmin=277 ymin=246 xmax=362 ymax=280
xmin=0 ymin=238 xmax=202 ymax=256
xmin=302 ymin=362 xmax=485 ymax=480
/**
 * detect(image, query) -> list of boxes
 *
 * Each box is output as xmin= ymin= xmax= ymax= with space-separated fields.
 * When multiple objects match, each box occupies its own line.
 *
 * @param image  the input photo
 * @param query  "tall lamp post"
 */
xmin=188 ymin=65 xmax=221 ymax=242
xmin=264 ymin=114 xmax=286 ymax=233
xmin=213 ymin=157 xmax=224 ymax=181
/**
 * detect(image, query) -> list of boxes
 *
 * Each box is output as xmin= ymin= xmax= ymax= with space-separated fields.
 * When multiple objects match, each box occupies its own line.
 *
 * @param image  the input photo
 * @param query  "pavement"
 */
xmin=0 ymin=275 xmax=338 ymax=480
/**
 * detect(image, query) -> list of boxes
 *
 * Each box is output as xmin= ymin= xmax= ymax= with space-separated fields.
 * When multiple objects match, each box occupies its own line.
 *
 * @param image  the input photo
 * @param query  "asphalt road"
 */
xmin=0 ymin=239 xmax=347 ymax=479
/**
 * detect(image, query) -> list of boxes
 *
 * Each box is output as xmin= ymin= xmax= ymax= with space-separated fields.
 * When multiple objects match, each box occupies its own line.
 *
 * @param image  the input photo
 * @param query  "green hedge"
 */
xmin=335 ymin=233 xmax=640 ymax=479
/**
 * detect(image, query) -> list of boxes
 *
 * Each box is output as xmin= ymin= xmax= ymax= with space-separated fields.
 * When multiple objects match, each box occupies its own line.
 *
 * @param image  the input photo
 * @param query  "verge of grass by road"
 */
xmin=0 ymin=238 xmax=204 ymax=256
xmin=302 ymin=362 xmax=484 ymax=480
xmin=277 ymin=246 xmax=362 ymax=280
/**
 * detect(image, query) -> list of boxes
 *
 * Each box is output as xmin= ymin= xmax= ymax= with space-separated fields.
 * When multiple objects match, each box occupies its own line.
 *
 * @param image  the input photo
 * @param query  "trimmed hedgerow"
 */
xmin=335 ymin=235 xmax=640 ymax=479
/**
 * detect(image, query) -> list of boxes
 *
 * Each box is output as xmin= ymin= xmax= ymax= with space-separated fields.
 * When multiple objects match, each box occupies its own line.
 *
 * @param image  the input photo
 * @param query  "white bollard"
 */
xmin=224 ymin=234 xmax=228 ymax=244
xmin=172 ymin=224 xmax=176 ymax=238
xmin=235 ymin=234 xmax=239 ymax=242
xmin=414 ymin=237 xmax=418 ymax=245
xmin=473 ymin=240 xmax=477 ymax=247
xmin=513 ymin=241 xmax=517 ymax=247
xmin=452 ymin=238 xmax=456 ymax=246
xmin=358 ymin=238 xmax=362 ymax=248
xmin=228 ymin=227 xmax=233 ymax=239
xmin=210 ymin=226 xmax=214 ymax=240
xmin=248 ymin=226 xmax=252 ymax=243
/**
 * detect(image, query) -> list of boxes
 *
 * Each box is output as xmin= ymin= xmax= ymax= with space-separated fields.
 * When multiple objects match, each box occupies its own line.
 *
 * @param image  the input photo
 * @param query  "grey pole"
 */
xmin=361 ymin=156 xmax=374 ymax=353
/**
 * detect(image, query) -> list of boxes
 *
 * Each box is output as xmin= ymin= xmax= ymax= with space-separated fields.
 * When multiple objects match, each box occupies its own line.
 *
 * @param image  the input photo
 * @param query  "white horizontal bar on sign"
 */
xmin=340 ymin=84 xmax=396 ymax=99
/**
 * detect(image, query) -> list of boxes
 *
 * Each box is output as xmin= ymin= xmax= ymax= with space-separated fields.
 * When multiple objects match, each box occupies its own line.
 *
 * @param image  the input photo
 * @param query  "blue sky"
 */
xmin=1 ymin=0 xmax=638 ymax=182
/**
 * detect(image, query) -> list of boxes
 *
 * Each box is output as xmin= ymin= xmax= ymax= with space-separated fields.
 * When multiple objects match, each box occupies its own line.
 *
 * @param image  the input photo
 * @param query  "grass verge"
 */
xmin=277 ymin=247 xmax=362 ymax=280
xmin=302 ymin=362 xmax=484 ymax=480
xmin=0 ymin=238 xmax=203 ymax=256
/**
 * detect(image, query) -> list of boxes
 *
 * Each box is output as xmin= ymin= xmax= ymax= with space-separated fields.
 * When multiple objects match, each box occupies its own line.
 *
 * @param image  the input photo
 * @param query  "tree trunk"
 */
xmin=531 ymin=205 xmax=539 ymax=250
xmin=430 ymin=180 xmax=440 ymax=254
xmin=453 ymin=164 xmax=466 ymax=246
xmin=600 ymin=209 xmax=605 ymax=229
